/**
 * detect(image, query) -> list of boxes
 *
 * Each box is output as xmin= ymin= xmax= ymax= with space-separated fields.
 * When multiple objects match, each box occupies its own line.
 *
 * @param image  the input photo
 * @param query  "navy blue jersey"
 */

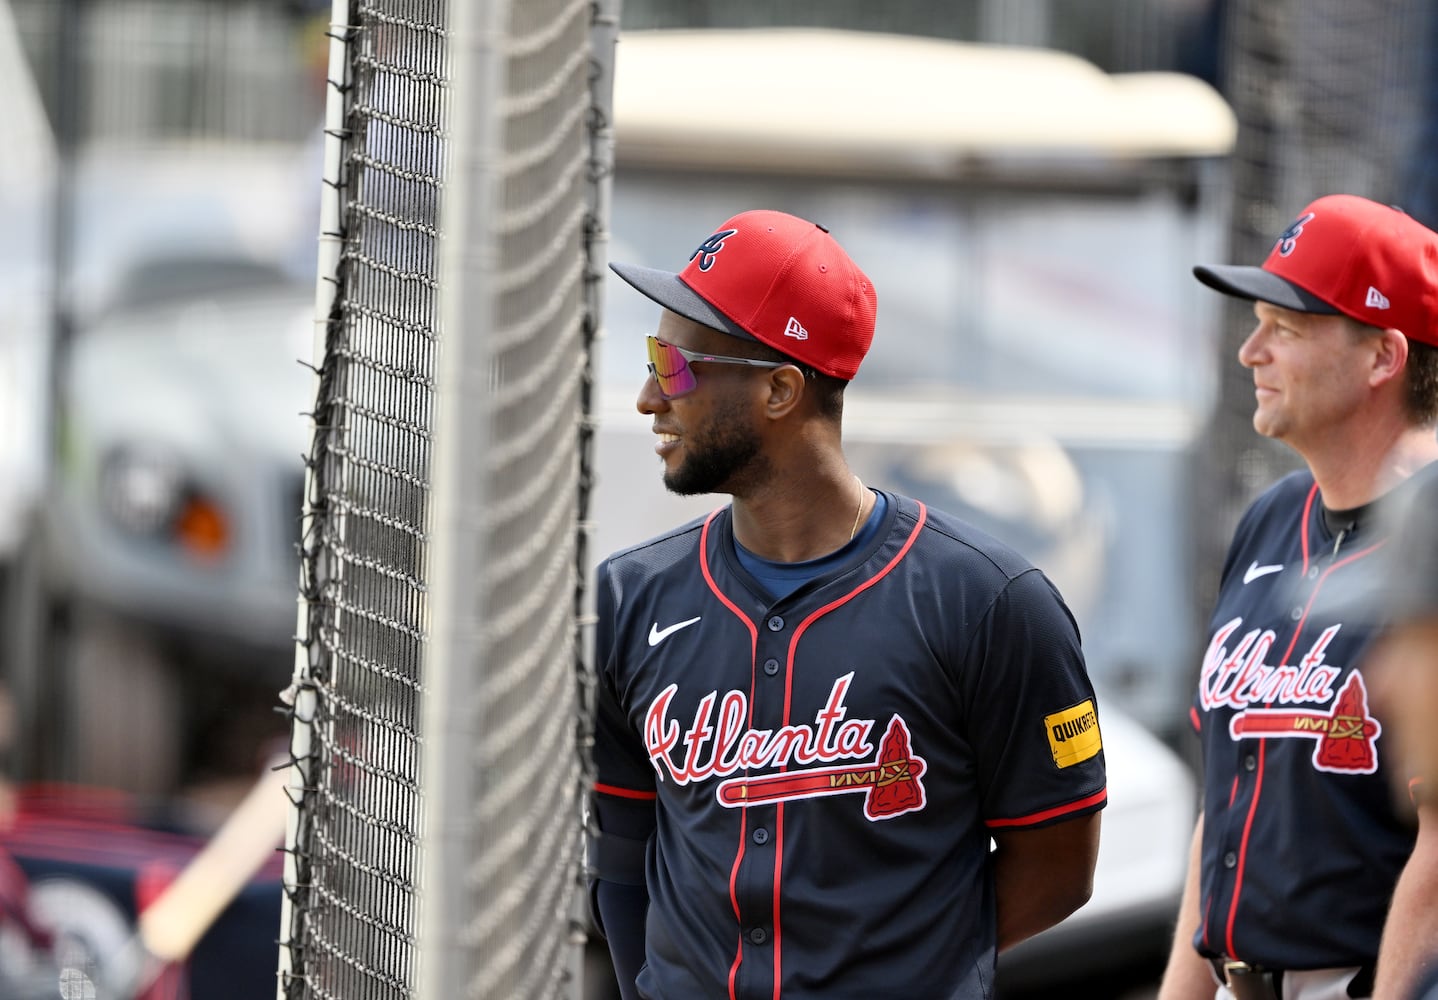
xmin=591 ymin=492 xmax=1107 ymax=1000
xmin=1411 ymin=965 xmax=1438 ymax=1000
xmin=1192 ymin=470 xmax=1418 ymax=969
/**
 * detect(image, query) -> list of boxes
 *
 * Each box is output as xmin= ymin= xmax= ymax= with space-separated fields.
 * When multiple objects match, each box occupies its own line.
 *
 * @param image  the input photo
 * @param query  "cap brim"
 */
xmin=1193 ymin=264 xmax=1340 ymax=315
xmin=609 ymin=262 xmax=757 ymax=341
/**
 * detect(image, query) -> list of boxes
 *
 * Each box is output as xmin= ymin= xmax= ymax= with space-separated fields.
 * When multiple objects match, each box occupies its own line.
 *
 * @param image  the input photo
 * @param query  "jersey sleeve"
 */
xmin=962 ymin=568 xmax=1108 ymax=829
xmin=589 ymin=558 xmax=658 ymax=884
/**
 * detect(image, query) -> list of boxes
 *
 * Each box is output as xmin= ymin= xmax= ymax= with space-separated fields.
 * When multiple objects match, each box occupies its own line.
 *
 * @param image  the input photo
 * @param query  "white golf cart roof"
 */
xmin=612 ymin=28 xmax=1237 ymax=179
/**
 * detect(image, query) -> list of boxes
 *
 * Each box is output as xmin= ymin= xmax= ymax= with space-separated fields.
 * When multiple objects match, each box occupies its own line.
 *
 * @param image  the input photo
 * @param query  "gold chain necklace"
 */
xmin=849 ymin=478 xmax=867 ymax=541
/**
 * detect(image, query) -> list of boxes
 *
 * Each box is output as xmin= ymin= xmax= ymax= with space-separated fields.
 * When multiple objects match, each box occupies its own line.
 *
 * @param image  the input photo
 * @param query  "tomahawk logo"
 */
xmin=690 ymin=228 xmax=738 ymax=272
xmin=1228 ymin=672 xmax=1381 ymax=774
xmin=643 ymin=673 xmax=928 ymax=821
xmin=1275 ymin=212 xmax=1316 ymax=256
xmin=716 ymin=717 xmax=927 ymax=821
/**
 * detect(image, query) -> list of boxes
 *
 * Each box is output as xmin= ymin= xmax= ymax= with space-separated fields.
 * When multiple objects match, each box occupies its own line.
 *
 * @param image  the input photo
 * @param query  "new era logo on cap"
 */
xmin=784 ymin=317 xmax=809 ymax=341
xmin=1194 ymin=194 xmax=1438 ymax=347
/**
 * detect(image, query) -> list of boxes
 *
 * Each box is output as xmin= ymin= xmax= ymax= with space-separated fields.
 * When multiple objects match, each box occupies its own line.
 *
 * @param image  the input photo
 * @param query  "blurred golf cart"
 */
xmin=582 ymin=27 xmax=1231 ymax=995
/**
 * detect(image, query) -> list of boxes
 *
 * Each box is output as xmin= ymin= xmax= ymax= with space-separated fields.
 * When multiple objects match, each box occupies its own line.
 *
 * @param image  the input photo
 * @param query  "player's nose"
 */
xmin=1237 ymin=323 xmax=1268 ymax=368
xmin=637 ymin=372 xmax=668 ymax=415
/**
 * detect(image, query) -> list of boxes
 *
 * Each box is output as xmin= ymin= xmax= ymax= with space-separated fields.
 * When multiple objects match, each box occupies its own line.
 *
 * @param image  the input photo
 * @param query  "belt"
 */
xmin=1210 ymin=958 xmax=1282 ymax=1000
xmin=1210 ymin=960 xmax=1377 ymax=1000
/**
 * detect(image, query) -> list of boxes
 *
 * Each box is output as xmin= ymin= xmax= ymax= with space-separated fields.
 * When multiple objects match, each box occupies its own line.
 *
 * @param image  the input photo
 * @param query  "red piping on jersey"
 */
xmin=1298 ymin=482 xmax=1318 ymax=576
xmin=767 ymin=502 xmax=928 ymax=1000
xmin=985 ymin=787 xmax=1108 ymax=828
xmin=1201 ymin=890 xmax=1215 ymax=951
xmin=697 ymin=508 xmax=762 ymax=1000
xmin=593 ymin=782 xmax=657 ymax=801
xmin=1218 ymin=480 xmax=1388 ymax=959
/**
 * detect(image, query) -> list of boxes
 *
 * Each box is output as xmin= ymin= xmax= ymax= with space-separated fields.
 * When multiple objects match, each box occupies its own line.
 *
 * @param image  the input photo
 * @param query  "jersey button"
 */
xmin=1244 ymin=754 xmax=1257 ymax=772
xmin=1290 ymin=607 xmax=1303 ymax=621
xmin=748 ymin=927 xmax=768 ymax=945
xmin=1224 ymin=851 xmax=1238 ymax=869
xmin=767 ymin=616 xmax=785 ymax=632
xmin=763 ymin=658 xmax=780 ymax=676
xmin=752 ymin=828 xmax=769 ymax=845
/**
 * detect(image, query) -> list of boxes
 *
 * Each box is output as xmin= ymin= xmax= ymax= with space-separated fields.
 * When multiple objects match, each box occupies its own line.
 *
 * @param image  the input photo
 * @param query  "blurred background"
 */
xmin=0 ymin=0 xmax=1434 ymax=997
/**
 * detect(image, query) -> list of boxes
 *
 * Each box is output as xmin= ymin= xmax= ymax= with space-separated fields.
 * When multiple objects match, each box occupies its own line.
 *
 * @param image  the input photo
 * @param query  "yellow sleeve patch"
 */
xmin=1045 ymin=699 xmax=1102 ymax=769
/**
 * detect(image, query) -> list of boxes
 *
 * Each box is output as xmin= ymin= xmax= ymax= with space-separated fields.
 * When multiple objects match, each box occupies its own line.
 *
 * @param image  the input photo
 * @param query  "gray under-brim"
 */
xmin=1193 ymin=264 xmax=1340 ymax=315
xmin=610 ymin=261 xmax=758 ymax=342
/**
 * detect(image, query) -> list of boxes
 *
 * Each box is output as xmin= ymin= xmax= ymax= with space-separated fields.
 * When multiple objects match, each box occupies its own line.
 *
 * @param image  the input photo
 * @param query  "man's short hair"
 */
xmin=1406 ymin=339 xmax=1438 ymax=426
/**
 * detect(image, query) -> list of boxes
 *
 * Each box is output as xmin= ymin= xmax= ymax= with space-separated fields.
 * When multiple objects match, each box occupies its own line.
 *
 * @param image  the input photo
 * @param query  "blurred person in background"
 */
xmin=1359 ymin=469 xmax=1438 ymax=1000
xmin=1157 ymin=195 xmax=1438 ymax=1000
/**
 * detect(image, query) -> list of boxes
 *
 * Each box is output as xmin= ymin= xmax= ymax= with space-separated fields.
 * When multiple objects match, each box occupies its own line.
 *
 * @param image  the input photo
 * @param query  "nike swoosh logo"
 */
xmin=648 ymin=616 xmax=702 ymax=647
xmin=1243 ymin=562 xmax=1284 ymax=584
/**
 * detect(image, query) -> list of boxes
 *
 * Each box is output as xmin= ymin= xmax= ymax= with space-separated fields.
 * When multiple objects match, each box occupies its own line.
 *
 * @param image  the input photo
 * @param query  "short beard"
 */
xmin=664 ymin=395 xmax=765 ymax=496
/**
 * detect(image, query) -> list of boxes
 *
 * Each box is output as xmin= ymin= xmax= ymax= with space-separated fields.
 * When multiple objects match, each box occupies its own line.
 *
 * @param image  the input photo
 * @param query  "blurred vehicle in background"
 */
xmin=596 ymin=27 xmax=1234 ymax=737
xmin=583 ymin=27 xmax=1230 ymax=994
xmin=0 ymin=0 xmax=55 ymax=651
xmin=4 ymin=144 xmax=315 ymax=797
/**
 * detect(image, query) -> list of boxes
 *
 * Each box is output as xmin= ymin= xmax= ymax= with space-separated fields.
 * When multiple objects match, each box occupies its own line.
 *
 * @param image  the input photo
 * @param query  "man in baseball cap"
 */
xmin=1194 ymin=193 xmax=1438 ymax=347
xmin=1160 ymin=195 xmax=1438 ymax=1000
xmin=588 ymin=211 xmax=1107 ymax=1000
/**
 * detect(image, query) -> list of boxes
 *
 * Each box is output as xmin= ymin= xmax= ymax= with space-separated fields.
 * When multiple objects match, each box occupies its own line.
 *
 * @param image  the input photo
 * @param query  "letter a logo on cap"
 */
xmin=691 ymin=229 xmax=738 ymax=272
xmin=1276 ymin=212 xmax=1316 ymax=257
xmin=1366 ymin=286 xmax=1391 ymax=310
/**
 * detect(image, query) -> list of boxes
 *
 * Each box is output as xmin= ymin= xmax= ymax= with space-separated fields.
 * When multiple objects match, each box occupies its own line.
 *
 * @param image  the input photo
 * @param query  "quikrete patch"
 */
xmin=1045 ymin=700 xmax=1102 ymax=768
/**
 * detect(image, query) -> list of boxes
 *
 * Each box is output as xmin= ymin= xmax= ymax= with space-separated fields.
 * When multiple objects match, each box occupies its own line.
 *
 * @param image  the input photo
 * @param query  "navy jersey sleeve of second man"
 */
xmin=589 ymin=491 xmax=1107 ymax=1000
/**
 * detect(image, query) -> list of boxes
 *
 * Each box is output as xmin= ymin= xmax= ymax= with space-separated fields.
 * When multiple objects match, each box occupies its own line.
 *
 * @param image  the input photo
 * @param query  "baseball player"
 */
xmin=587 ymin=209 xmax=1107 ymax=1000
xmin=1156 ymin=195 xmax=1438 ymax=1000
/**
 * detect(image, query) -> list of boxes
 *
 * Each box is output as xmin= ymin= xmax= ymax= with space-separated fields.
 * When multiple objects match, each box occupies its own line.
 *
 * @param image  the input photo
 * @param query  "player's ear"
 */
xmin=762 ymin=364 xmax=808 ymax=420
xmin=1371 ymin=327 xmax=1409 ymax=387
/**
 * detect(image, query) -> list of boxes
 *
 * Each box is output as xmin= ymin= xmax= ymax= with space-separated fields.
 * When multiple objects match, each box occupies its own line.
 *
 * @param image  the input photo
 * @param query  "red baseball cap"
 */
xmin=1193 ymin=194 xmax=1438 ymax=347
xmin=610 ymin=209 xmax=878 ymax=380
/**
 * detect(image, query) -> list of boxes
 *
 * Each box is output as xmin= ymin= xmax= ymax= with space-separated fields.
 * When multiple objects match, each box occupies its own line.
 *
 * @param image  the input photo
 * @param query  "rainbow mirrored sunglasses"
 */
xmin=645 ymin=335 xmax=787 ymax=399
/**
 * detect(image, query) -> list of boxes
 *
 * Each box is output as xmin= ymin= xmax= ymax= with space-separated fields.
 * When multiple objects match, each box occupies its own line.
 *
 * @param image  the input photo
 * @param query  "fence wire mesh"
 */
xmin=417 ymin=0 xmax=605 ymax=993
xmin=281 ymin=2 xmax=444 ymax=998
xmin=280 ymin=0 xmax=604 ymax=996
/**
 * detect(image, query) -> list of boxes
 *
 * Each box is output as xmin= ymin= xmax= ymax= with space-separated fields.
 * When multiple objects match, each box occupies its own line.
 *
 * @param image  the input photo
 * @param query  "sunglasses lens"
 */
xmin=647 ymin=337 xmax=697 ymax=398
